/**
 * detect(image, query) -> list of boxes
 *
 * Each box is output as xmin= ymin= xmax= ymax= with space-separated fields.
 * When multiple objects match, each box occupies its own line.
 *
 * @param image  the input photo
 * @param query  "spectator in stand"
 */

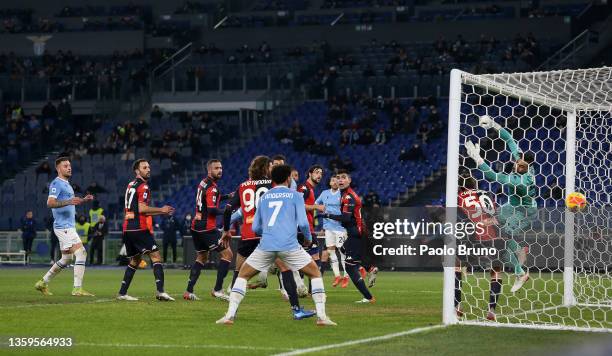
xmin=57 ymin=98 xmax=72 ymax=130
xmin=328 ymin=155 xmax=342 ymax=171
xmin=375 ymin=128 xmax=387 ymax=145
xmin=417 ymin=122 xmax=430 ymax=142
xmin=349 ymin=128 xmax=359 ymax=145
xmin=89 ymin=215 xmax=107 ymax=265
xmin=41 ymin=101 xmax=57 ymax=119
xmin=161 ymin=215 xmax=180 ymax=264
xmin=151 ymin=105 xmax=163 ymax=121
xmin=88 ymin=200 xmax=104 ymax=225
xmin=20 ymin=210 xmax=36 ymax=263
xmin=181 ymin=214 xmax=192 ymax=238
xmin=359 ymin=129 xmax=375 ymax=145
xmin=36 ymin=161 xmax=52 ymax=176
xmin=364 ymin=191 xmax=382 ymax=208
xmin=75 ymin=215 xmax=91 ymax=254
xmin=399 ymin=143 xmax=426 ymax=161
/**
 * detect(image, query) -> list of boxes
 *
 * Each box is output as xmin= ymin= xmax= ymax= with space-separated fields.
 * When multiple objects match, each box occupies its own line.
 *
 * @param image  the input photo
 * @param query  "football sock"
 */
xmin=214 ymin=259 xmax=231 ymax=292
xmin=119 ymin=264 xmax=137 ymax=295
xmin=310 ymin=277 xmax=327 ymax=320
xmin=329 ymin=252 xmax=340 ymax=277
xmin=339 ymin=250 xmax=348 ymax=276
xmin=227 ymin=277 xmax=247 ymax=319
xmin=454 ymin=271 xmax=462 ymax=308
xmin=506 ymin=239 xmax=524 ymax=275
xmin=346 ymin=264 xmax=373 ymax=300
xmin=153 ymin=262 xmax=165 ymax=293
xmin=293 ymin=270 xmax=306 ymax=290
xmin=43 ymin=254 xmax=71 ymax=283
xmin=231 ymin=270 xmax=239 ymax=288
xmin=186 ymin=260 xmax=205 ymax=293
xmin=73 ymin=247 xmax=87 ymax=288
xmin=489 ymin=279 xmax=502 ymax=311
xmin=281 ymin=270 xmax=300 ymax=309
xmin=320 ymin=261 xmax=329 ymax=276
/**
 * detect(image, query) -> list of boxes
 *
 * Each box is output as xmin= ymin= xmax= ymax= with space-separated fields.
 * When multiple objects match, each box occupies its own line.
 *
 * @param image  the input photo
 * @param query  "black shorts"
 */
xmin=192 ymin=229 xmax=224 ymax=253
xmin=123 ymin=230 xmax=158 ymax=258
xmin=341 ymin=236 xmax=362 ymax=264
xmin=298 ymin=233 xmax=320 ymax=256
xmin=237 ymin=239 xmax=260 ymax=258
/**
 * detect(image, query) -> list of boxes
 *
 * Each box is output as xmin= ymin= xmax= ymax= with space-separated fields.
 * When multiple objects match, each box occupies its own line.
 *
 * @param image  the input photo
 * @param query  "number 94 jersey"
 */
xmin=123 ymin=177 xmax=151 ymax=232
xmin=227 ymin=179 xmax=272 ymax=240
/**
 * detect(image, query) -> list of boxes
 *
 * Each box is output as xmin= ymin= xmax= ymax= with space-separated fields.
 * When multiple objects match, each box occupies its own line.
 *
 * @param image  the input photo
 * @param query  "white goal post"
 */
xmin=444 ymin=67 xmax=612 ymax=332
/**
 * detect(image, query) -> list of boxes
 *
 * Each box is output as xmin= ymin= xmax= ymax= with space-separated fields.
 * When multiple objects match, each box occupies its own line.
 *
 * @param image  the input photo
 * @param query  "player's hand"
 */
xmin=302 ymin=237 xmax=312 ymax=248
xmin=479 ymin=115 xmax=501 ymax=131
xmin=314 ymin=204 xmax=326 ymax=212
xmin=161 ymin=205 xmax=174 ymax=215
xmin=83 ymin=194 xmax=94 ymax=202
xmin=465 ymin=140 xmax=484 ymax=166
xmin=70 ymin=197 xmax=84 ymax=205
xmin=220 ymin=230 xmax=232 ymax=248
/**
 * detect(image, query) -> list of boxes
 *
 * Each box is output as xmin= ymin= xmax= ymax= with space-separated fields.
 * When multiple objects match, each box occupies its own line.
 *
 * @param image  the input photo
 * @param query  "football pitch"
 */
xmin=0 ymin=269 xmax=607 ymax=355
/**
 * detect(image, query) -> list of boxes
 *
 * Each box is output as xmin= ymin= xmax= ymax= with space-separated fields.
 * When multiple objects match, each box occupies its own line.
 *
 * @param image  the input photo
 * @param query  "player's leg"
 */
xmin=275 ymin=258 xmax=314 ymax=319
xmin=67 ymin=240 xmax=92 ymax=296
xmin=320 ymin=245 xmax=329 ymax=276
xmin=342 ymin=237 xmax=375 ymax=303
xmin=231 ymin=253 xmax=246 ymax=288
xmin=36 ymin=242 xmax=73 ymax=296
xmin=287 ymin=250 xmax=336 ymax=326
xmin=454 ymin=259 xmax=463 ymax=317
xmin=184 ymin=250 xmax=208 ymax=300
xmin=117 ymin=254 xmax=141 ymax=300
xmin=488 ymin=266 xmax=503 ymax=321
xmin=149 ymin=250 xmax=173 ymax=301
xmin=217 ymin=249 xmax=272 ymax=324
xmin=211 ymin=246 xmax=233 ymax=299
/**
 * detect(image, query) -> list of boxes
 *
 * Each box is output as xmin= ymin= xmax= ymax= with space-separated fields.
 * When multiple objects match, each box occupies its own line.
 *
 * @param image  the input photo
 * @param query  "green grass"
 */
xmin=0 ymin=269 xmax=607 ymax=355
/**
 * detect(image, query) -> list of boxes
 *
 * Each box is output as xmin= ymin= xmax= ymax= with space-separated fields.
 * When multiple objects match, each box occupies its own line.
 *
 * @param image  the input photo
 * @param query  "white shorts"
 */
xmin=54 ymin=228 xmax=82 ymax=251
xmin=325 ymin=230 xmax=347 ymax=248
xmin=246 ymin=247 xmax=313 ymax=272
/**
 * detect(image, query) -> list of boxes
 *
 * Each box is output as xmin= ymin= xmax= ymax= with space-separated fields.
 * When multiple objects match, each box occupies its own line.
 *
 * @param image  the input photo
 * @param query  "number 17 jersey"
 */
xmin=227 ymin=179 xmax=272 ymax=240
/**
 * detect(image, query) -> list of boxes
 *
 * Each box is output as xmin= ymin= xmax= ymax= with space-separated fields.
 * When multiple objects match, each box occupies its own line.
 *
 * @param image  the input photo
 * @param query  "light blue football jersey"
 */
xmin=252 ymin=186 xmax=311 ymax=251
xmin=48 ymin=177 xmax=76 ymax=229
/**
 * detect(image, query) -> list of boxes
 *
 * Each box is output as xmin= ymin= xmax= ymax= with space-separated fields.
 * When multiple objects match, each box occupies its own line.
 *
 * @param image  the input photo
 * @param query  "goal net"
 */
xmin=443 ymin=67 xmax=611 ymax=332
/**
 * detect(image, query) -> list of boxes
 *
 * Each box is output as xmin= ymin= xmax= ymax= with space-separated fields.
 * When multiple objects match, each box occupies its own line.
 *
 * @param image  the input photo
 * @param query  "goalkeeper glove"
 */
xmin=479 ymin=115 xmax=502 ymax=131
xmin=465 ymin=140 xmax=484 ymax=166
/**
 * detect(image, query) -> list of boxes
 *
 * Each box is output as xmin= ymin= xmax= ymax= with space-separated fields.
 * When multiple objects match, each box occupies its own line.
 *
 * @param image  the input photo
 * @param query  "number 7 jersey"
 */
xmin=226 ymin=179 xmax=272 ymax=240
xmin=123 ymin=177 xmax=152 ymax=232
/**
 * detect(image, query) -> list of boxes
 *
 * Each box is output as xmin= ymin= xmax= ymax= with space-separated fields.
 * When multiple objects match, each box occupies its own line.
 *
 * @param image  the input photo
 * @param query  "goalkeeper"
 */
xmin=465 ymin=115 xmax=537 ymax=293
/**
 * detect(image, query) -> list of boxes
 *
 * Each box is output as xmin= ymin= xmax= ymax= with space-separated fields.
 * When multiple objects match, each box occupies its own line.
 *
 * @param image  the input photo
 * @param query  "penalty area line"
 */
xmin=273 ymin=324 xmax=447 ymax=356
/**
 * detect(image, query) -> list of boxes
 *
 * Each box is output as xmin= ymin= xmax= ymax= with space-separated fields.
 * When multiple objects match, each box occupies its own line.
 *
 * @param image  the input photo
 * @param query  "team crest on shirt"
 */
xmin=51 ymin=187 xmax=56 ymax=193
xmin=212 ymin=188 xmax=217 ymax=193
xmin=144 ymin=185 xmax=149 ymax=189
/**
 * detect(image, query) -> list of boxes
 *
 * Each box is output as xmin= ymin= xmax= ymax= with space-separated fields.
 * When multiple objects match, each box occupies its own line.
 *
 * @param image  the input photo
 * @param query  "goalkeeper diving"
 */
xmin=465 ymin=115 xmax=537 ymax=293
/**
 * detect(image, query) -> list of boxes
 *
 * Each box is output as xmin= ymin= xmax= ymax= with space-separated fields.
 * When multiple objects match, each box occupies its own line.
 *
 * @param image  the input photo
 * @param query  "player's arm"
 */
xmin=322 ymin=197 xmax=353 ymax=223
xmin=206 ymin=188 xmax=225 ymax=216
xmin=138 ymin=202 xmax=174 ymax=216
xmin=230 ymin=209 xmax=242 ymax=225
xmin=223 ymin=188 xmax=240 ymax=231
xmin=220 ymin=191 xmax=235 ymax=201
xmin=479 ymin=115 xmax=521 ymax=160
xmin=295 ymin=196 xmax=312 ymax=244
xmin=47 ymin=185 xmax=92 ymax=208
xmin=300 ymin=186 xmax=325 ymax=212
xmin=252 ymin=203 xmax=263 ymax=236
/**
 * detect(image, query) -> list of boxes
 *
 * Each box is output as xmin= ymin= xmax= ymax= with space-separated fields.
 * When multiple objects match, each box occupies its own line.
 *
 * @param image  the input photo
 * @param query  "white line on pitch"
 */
xmin=77 ymin=342 xmax=293 ymax=351
xmin=273 ymin=324 xmax=447 ymax=356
